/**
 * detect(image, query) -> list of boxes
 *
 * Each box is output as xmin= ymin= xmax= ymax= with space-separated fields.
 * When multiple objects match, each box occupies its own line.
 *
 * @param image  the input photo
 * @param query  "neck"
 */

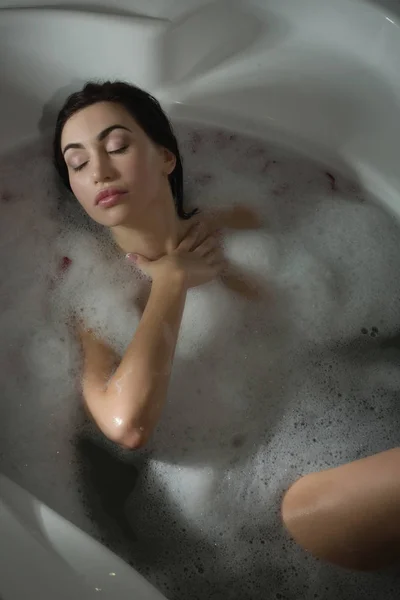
xmin=110 ymin=192 xmax=184 ymax=260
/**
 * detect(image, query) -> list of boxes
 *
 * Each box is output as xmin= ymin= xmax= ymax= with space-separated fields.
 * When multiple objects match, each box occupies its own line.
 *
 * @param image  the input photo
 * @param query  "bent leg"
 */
xmin=281 ymin=448 xmax=400 ymax=570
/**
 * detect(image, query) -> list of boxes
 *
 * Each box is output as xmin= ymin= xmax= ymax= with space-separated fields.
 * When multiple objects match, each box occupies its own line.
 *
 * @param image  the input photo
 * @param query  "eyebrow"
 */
xmin=62 ymin=124 xmax=132 ymax=155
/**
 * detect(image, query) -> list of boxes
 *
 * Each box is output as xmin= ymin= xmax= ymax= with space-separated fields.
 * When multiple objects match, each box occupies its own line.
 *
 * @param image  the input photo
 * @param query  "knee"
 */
xmin=281 ymin=472 xmax=330 ymax=560
xmin=281 ymin=466 xmax=400 ymax=571
xmin=281 ymin=471 xmax=361 ymax=568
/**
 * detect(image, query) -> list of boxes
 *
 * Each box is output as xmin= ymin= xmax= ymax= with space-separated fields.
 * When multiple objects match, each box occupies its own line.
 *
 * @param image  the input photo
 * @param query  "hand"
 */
xmin=127 ymin=223 xmax=224 ymax=290
xmin=194 ymin=206 xmax=266 ymax=301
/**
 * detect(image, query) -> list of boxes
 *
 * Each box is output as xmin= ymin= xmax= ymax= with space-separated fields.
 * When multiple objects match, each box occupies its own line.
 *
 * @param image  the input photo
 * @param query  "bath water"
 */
xmin=0 ymin=123 xmax=399 ymax=600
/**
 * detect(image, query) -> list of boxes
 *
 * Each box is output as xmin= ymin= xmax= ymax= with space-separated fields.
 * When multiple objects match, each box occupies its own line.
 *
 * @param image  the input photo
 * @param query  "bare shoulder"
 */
xmin=197 ymin=205 xmax=264 ymax=232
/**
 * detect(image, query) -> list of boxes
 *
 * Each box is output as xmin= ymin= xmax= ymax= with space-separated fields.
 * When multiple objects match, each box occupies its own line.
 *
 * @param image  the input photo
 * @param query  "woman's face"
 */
xmin=61 ymin=101 xmax=176 ymax=227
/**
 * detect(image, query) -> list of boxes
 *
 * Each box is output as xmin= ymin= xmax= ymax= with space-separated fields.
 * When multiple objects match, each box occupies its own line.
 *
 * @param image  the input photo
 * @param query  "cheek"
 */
xmin=70 ymin=178 xmax=93 ymax=213
xmin=126 ymin=147 xmax=162 ymax=189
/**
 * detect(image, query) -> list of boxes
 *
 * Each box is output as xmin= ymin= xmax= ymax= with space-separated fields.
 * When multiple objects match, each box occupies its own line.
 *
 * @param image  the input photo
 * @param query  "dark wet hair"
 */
xmin=53 ymin=80 xmax=196 ymax=219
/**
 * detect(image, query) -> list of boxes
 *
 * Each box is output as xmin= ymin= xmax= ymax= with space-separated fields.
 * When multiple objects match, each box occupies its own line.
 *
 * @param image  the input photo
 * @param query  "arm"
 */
xmin=80 ymin=273 xmax=186 ymax=450
xmin=79 ymin=224 xmax=222 ymax=449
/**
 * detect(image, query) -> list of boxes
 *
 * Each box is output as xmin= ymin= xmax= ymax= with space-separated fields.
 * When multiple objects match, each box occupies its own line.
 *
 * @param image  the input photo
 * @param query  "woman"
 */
xmin=53 ymin=80 xmax=261 ymax=451
xmin=54 ymin=80 xmax=399 ymax=575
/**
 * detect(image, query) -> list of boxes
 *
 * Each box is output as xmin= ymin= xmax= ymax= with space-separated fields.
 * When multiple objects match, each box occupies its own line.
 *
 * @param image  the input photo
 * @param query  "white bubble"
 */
xmin=1 ymin=125 xmax=399 ymax=599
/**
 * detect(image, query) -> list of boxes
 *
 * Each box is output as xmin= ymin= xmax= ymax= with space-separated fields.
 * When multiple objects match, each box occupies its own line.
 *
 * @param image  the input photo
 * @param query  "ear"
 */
xmin=161 ymin=148 xmax=176 ymax=175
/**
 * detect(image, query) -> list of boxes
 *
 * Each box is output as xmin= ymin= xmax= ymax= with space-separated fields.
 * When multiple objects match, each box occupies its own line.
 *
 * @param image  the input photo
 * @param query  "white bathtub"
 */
xmin=0 ymin=474 xmax=167 ymax=599
xmin=1 ymin=1 xmax=400 ymax=598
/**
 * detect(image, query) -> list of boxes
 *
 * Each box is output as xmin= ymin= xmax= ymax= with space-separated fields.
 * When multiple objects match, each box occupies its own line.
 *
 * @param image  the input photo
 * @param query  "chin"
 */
xmin=93 ymin=205 xmax=133 ymax=228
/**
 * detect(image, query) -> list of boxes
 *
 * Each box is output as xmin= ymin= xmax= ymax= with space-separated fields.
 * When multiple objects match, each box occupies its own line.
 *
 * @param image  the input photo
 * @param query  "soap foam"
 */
xmin=0 ymin=125 xmax=399 ymax=600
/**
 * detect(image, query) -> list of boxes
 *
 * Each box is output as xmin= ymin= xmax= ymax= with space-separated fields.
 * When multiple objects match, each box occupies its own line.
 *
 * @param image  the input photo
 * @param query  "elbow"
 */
xmin=86 ymin=390 xmax=155 ymax=450
xmin=98 ymin=415 xmax=151 ymax=450
xmin=89 ymin=411 xmax=151 ymax=450
xmin=119 ymin=428 xmax=149 ymax=450
xmin=109 ymin=424 xmax=150 ymax=450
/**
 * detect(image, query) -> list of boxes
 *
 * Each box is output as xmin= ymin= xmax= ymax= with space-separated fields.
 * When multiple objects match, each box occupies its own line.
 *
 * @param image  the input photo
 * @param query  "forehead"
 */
xmin=61 ymin=101 xmax=139 ymax=145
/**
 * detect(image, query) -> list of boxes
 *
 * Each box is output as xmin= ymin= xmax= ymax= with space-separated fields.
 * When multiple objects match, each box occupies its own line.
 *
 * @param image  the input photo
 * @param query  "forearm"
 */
xmin=85 ymin=274 xmax=186 ymax=447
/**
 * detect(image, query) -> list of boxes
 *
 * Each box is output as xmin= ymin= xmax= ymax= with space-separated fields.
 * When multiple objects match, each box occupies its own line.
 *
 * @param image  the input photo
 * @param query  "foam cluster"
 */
xmin=0 ymin=125 xmax=399 ymax=600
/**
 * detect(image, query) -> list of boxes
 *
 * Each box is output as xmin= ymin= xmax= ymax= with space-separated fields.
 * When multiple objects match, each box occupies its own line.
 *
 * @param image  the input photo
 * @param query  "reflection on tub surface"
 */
xmin=0 ymin=123 xmax=399 ymax=599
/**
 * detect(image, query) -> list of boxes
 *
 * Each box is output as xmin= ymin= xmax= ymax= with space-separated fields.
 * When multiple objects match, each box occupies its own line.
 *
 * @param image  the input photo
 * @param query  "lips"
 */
xmin=95 ymin=188 xmax=128 ymax=206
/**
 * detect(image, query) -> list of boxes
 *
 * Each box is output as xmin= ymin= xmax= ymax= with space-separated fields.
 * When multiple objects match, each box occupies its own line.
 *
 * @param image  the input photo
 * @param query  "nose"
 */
xmin=91 ymin=150 xmax=117 ymax=184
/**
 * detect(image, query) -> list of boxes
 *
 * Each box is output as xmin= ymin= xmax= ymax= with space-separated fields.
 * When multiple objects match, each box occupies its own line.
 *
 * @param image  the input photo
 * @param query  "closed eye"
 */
xmin=71 ymin=146 xmax=128 ymax=172
xmin=109 ymin=145 xmax=129 ymax=155
xmin=73 ymin=162 xmax=88 ymax=172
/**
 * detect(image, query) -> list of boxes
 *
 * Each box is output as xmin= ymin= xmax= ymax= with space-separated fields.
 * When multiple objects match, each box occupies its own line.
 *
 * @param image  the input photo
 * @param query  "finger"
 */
xmin=205 ymin=247 xmax=224 ymax=266
xmin=209 ymin=259 xmax=226 ymax=276
xmin=178 ymin=223 xmax=203 ymax=252
xmin=193 ymin=235 xmax=218 ymax=256
xmin=126 ymin=253 xmax=150 ymax=270
xmin=220 ymin=265 xmax=266 ymax=300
